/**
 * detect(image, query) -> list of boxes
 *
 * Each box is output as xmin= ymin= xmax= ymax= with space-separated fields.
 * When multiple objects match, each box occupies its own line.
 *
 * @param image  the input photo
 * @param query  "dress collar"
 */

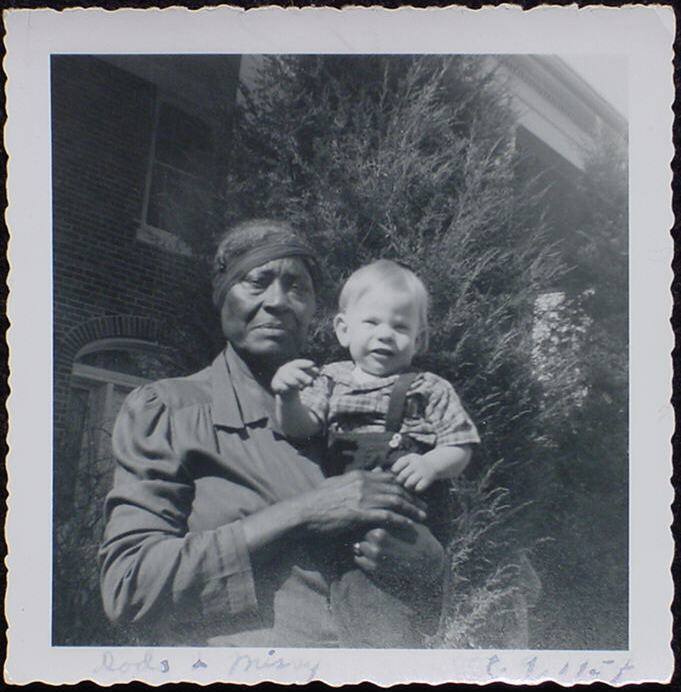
xmin=210 ymin=344 xmax=277 ymax=429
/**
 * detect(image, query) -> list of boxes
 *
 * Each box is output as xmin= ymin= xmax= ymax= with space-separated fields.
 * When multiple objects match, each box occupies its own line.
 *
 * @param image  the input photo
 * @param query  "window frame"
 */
xmin=137 ymin=90 xmax=214 ymax=257
xmin=60 ymin=338 xmax=164 ymax=514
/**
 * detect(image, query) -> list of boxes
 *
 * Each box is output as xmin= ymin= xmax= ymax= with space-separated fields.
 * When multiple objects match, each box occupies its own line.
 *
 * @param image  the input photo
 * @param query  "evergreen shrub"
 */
xmin=225 ymin=55 xmax=572 ymax=647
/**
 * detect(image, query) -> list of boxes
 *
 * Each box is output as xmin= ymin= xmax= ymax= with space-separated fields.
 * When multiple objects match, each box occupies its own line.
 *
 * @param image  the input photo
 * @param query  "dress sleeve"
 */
xmin=420 ymin=374 xmax=481 ymax=447
xmin=99 ymin=385 xmax=257 ymax=627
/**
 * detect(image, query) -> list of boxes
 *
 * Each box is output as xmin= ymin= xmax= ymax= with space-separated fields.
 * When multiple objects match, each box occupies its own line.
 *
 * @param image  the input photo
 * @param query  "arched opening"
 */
xmin=59 ymin=338 xmax=169 ymax=519
xmin=54 ymin=337 xmax=169 ymax=645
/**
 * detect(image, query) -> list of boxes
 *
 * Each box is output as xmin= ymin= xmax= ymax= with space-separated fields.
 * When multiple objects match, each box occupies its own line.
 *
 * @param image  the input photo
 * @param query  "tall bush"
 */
xmin=226 ymin=55 xmax=566 ymax=646
xmin=526 ymin=135 xmax=629 ymax=649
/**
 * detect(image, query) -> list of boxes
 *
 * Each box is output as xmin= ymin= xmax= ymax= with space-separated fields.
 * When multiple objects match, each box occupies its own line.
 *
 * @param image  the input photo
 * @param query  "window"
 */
xmin=531 ymin=291 xmax=590 ymax=406
xmin=58 ymin=339 xmax=173 ymax=518
xmin=138 ymin=98 xmax=214 ymax=255
xmin=56 ymin=339 xmax=173 ymax=644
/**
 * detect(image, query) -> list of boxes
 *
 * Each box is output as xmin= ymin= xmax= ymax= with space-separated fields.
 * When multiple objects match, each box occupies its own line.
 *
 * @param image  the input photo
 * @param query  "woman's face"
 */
xmin=221 ymin=257 xmax=316 ymax=366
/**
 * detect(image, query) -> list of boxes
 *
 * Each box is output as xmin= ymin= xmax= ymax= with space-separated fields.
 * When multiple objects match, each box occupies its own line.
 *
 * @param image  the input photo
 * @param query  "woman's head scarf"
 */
xmin=211 ymin=219 xmax=321 ymax=310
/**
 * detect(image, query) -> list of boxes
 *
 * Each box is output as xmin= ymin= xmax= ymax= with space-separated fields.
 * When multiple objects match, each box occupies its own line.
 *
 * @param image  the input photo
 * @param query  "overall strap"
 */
xmin=385 ymin=371 xmax=420 ymax=432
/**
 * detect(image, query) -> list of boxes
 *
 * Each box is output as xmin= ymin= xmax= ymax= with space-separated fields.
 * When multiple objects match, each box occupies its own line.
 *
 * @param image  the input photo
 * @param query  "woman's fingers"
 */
xmin=361 ymin=473 xmax=427 ymax=513
xmin=302 ymin=470 xmax=429 ymax=537
xmin=363 ymin=470 xmax=416 ymax=495
xmin=381 ymin=481 xmax=428 ymax=511
xmin=363 ymin=508 xmax=415 ymax=529
xmin=352 ymin=537 xmax=381 ymax=572
xmin=365 ymin=470 xmax=397 ymax=483
xmin=365 ymin=527 xmax=388 ymax=543
xmin=353 ymin=523 xmax=443 ymax=585
xmin=355 ymin=537 xmax=381 ymax=560
xmin=372 ymin=493 xmax=426 ymax=522
xmin=353 ymin=554 xmax=377 ymax=573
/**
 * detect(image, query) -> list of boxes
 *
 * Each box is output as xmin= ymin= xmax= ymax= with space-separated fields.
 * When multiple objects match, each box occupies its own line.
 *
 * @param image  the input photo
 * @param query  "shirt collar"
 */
xmin=210 ymin=344 xmax=277 ymax=429
xmin=325 ymin=361 xmax=402 ymax=393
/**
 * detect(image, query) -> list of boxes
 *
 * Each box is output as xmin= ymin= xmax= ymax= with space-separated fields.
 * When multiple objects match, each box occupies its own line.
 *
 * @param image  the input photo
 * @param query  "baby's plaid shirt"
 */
xmin=299 ymin=361 xmax=480 ymax=448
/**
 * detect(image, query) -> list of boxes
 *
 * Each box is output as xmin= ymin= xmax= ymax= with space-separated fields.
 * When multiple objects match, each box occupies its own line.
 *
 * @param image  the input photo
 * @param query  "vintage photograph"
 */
xmin=5 ymin=6 xmax=673 ymax=686
xmin=51 ymin=53 xmax=628 ymax=649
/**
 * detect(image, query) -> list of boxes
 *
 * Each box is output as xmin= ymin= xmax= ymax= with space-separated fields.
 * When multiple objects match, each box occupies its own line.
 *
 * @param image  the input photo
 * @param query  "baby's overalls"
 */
xmin=325 ymin=372 xmax=451 ymax=648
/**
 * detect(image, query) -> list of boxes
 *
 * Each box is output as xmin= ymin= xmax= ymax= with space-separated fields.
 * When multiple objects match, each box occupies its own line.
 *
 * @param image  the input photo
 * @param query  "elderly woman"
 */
xmin=100 ymin=219 xmax=445 ymax=647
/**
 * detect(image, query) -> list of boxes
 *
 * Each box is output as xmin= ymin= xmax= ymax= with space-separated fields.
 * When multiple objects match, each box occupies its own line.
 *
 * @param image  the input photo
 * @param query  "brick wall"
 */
xmin=52 ymin=56 xmax=223 ymax=442
xmin=51 ymin=56 xmax=226 ymax=460
xmin=51 ymin=56 xmax=230 ymax=644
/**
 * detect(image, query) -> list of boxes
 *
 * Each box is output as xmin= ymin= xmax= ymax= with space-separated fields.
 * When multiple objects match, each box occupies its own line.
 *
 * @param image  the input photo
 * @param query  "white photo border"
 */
xmin=4 ymin=5 xmax=675 ymax=685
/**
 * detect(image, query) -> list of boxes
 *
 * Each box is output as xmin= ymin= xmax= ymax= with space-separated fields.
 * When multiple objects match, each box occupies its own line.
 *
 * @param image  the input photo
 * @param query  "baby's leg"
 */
xmin=330 ymin=550 xmax=423 ymax=648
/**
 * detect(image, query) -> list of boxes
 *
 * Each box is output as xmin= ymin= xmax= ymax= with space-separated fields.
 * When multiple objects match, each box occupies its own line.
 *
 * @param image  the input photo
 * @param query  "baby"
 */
xmin=271 ymin=259 xmax=480 ymax=647
xmin=272 ymin=259 xmax=479 ymax=490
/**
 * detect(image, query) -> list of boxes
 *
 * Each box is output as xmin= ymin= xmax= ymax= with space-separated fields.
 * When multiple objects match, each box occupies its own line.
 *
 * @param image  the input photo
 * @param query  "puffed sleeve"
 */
xmin=420 ymin=373 xmax=481 ymax=447
xmin=99 ymin=385 xmax=257 ymax=626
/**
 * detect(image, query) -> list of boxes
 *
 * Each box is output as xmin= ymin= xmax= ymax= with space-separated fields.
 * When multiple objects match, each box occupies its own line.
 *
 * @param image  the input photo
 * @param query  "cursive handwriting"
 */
xmin=487 ymin=654 xmax=634 ymax=684
xmin=228 ymin=649 xmax=320 ymax=682
xmin=93 ymin=651 xmax=169 ymax=675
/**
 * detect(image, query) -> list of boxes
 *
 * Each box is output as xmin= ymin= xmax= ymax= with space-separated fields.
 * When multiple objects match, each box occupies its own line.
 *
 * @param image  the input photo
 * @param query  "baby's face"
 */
xmin=335 ymin=287 xmax=422 ymax=377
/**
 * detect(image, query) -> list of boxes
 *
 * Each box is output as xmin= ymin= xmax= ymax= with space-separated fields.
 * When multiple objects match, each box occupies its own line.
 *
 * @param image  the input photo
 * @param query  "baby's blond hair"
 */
xmin=337 ymin=259 xmax=429 ymax=353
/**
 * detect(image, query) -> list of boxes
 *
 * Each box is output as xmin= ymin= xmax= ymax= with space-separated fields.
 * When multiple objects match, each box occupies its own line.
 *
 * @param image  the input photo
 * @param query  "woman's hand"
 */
xmin=297 ymin=470 xmax=427 ymax=535
xmin=353 ymin=523 xmax=445 ymax=588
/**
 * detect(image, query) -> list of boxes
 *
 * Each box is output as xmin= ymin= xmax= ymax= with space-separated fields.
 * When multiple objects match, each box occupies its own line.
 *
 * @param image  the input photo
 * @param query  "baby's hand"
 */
xmin=271 ymin=359 xmax=318 ymax=397
xmin=391 ymin=454 xmax=437 ymax=493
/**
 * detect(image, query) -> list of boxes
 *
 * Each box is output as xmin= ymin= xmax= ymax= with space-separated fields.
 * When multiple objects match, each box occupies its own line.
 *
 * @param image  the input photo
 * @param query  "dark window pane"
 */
xmin=79 ymin=348 xmax=170 ymax=380
xmin=145 ymin=100 xmax=215 ymax=245
xmin=155 ymin=101 xmax=211 ymax=171
xmin=147 ymin=162 xmax=212 ymax=245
